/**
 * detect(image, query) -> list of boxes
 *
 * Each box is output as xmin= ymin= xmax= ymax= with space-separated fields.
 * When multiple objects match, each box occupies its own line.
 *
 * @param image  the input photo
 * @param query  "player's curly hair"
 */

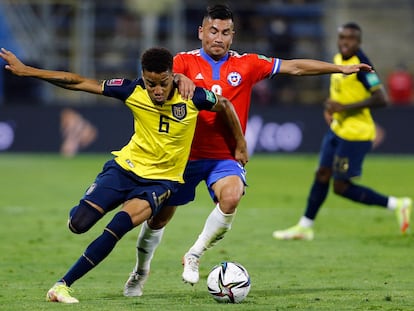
xmin=141 ymin=47 xmax=173 ymax=73
xmin=205 ymin=4 xmax=233 ymax=21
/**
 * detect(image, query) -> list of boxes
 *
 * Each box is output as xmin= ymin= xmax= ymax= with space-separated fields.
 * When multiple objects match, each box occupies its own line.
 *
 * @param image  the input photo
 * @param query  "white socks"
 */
xmin=387 ymin=197 xmax=397 ymax=210
xmin=134 ymin=204 xmax=237 ymax=271
xmin=134 ymin=221 xmax=164 ymax=274
xmin=298 ymin=216 xmax=314 ymax=228
xmin=188 ymin=204 xmax=235 ymax=257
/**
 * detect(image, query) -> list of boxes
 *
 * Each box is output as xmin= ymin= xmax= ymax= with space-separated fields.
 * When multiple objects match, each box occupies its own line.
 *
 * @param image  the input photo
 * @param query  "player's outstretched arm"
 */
xmin=212 ymin=95 xmax=248 ymax=166
xmin=279 ymin=58 xmax=373 ymax=76
xmin=0 ymin=48 xmax=102 ymax=94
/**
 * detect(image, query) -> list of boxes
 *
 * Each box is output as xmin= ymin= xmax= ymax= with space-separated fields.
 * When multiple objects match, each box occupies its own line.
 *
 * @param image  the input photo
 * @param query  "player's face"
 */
xmin=199 ymin=17 xmax=234 ymax=60
xmin=142 ymin=70 xmax=174 ymax=105
xmin=337 ymin=27 xmax=361 ymax=59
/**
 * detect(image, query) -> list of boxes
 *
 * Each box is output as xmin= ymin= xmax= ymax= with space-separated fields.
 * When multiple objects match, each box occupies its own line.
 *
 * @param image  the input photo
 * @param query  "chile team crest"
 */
xmin=172 ymin=103 xmax=187 ymax=120
xmin=227 ymin=72 xmax=242 ymax=87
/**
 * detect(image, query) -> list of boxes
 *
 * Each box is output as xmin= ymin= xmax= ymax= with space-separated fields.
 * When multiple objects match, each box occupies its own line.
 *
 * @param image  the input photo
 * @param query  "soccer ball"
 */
xmin=207 ymin=261 xmax=251 ymax=303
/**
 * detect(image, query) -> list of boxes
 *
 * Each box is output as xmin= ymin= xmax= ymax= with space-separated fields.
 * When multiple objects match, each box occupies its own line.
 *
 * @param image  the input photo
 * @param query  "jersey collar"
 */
xmin=200 ymin=48 xmax=229 ymax=64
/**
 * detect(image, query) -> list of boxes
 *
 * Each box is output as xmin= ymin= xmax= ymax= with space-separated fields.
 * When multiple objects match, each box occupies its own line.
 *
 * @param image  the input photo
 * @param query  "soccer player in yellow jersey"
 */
xmin=0 ymin=47 xmax=247 ymax=303
xmin=273 ymin=22 xmax=412 ymax=241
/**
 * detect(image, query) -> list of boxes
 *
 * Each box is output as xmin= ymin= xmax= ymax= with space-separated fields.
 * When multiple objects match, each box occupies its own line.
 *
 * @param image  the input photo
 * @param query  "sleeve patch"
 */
xmin=366 ymin=73 xmax=380 ymax=87
xmin=106 ymin=79 xmax=124 ymax=86
xmin=257 ymin=54 xmax=273 ymax=63
xmin=204 ymin=89 xmax=217 ymax=104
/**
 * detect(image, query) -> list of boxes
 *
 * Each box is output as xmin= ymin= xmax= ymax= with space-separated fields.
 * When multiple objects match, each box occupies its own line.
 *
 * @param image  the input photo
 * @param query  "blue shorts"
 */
xmin=82 ymin=159 xmax=179 ymax=216
xmin=319 ymin=129 xmax=372 ymax=180
xmin=167 ymin=159 xmax=247 ymax=206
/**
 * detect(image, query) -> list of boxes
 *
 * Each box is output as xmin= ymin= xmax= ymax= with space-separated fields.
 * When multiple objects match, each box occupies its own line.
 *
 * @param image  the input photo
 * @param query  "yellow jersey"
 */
xmin=103 ymin=78 xmax=218 ymax=183
xmin=329 ymin=50 xmax=382 ymax=141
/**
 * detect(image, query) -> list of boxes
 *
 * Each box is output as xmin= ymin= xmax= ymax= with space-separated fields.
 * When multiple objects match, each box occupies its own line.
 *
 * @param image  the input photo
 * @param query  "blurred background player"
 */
xmin=273 ymin=22 xmax=412 ymax=241
xmin=0 ymin=46 xmax=247 ymax=303
xmin=124 ymin=5 xmax=374 ymax=296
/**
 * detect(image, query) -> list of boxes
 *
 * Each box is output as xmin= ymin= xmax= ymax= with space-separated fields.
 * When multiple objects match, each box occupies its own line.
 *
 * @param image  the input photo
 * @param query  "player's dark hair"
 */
xmin=341 ymin=22 xmax=362 ymax=34
xmin=141 ymin=47 xmax=173 ymax=73
xmin=204 ymin=4 xmax=233 ymax=21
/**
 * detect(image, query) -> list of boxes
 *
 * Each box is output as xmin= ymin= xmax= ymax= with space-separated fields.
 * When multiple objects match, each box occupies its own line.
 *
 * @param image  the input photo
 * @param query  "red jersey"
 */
xmin=174 ymin=49 xmax=280 ymax=160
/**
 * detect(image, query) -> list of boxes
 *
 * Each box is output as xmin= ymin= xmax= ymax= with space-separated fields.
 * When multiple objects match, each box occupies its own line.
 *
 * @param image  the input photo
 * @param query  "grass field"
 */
xmin=1 ymin=153 xmax=413 ymax=310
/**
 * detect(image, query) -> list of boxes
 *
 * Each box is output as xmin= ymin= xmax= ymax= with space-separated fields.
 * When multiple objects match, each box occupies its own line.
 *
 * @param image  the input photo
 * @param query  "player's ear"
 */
xmin=198 ymin=26 xmax=203 ymax=41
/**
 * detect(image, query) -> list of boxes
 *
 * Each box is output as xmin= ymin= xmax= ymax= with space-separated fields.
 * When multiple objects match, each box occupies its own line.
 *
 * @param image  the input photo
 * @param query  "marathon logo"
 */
xmin=106 ymin=79 xmax=124 ymax=86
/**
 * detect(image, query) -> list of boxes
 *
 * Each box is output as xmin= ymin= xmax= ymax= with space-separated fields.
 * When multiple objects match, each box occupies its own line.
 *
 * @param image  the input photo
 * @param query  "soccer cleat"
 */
xmin=46 ymin=282 xmax=79 ymax=303
xmin=123 ymin=271 xmax=149 ymax=297
xmin=182 ymin=253 xmax=200 ymax=285
xmin=395 ymin=197 xmax=412 ymax=234
xmin=272 ymin=224 xmax=314 ymax=241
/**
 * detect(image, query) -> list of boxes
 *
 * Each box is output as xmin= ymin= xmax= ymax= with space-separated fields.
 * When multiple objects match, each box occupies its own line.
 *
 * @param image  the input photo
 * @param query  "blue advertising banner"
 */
xmin=0 ymin=105 xmax=413 ymax=154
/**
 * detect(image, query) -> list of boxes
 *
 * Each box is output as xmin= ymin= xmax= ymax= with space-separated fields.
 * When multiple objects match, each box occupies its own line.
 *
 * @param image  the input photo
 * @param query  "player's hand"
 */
xmin=174 ymin=73 xmax=195 ymax=100
xmin=235 ymin=141 xmax=249 ymax=167
xmin=342 ymin=63 xmax=373 ymax=74
xmin=323 ymin=108 xmax=333 ymax=125
xmin=0 ymin=48 xmax=28 ymax=76
xmin=324 ymin=98 xmax=343 ymax=114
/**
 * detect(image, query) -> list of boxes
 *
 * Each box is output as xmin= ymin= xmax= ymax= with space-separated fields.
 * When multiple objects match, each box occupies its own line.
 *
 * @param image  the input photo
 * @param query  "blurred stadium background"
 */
xmin=0 ymin=0 xmax=413 ymax=155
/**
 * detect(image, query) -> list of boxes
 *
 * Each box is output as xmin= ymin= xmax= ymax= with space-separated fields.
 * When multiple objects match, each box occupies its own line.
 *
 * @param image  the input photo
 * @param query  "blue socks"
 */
xmin=61 ymin=211 xmax=133 ymax=286
xmin=304 ymin=180 xmax=329 ymax=220
xmin=342 ymin=183 xmax=388 ymax=207
xmin=303 ymin=179 xmax=389 ymax=223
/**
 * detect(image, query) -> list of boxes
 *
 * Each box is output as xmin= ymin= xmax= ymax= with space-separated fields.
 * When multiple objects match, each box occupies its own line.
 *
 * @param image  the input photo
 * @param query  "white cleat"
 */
xmin=123 ymin=271 xmax=149 ymax=297
xmin=182 ymin=253 xmax=200 ymax=285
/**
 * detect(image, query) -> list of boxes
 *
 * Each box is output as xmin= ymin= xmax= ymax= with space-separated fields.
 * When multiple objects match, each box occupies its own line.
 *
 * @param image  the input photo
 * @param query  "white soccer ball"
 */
xmin=207 ymin=261 xmax=251 ymax=303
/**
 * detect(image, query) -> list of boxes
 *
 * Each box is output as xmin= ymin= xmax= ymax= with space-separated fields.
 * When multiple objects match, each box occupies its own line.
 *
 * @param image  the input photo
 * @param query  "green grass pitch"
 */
xmin=0 ymin=153 xmax=413 ymax=310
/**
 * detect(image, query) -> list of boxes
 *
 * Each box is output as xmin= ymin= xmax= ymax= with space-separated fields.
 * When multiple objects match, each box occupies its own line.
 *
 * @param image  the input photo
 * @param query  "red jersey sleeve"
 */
xmin=173 ymin=52 xmax=189 ymax=76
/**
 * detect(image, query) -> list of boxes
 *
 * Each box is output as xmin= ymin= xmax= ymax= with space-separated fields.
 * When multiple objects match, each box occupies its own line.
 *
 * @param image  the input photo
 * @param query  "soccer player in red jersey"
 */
xmin=124 ymin=5 xmax=373 ymax=296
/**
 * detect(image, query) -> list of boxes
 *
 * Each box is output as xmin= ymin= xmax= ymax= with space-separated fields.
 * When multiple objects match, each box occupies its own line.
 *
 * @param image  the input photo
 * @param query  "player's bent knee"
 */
xmin=147 ymin=205 xmax=177 ymax=229
xmin=147 ymin=217 xmax=168 ymax=230
xmin=68 ymin=200 xmax=104 ymax=234
xmin=218 ymin=197 xmax=240 ymax=214
xmin=333 ymin=180 xmax=350 ymax=196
